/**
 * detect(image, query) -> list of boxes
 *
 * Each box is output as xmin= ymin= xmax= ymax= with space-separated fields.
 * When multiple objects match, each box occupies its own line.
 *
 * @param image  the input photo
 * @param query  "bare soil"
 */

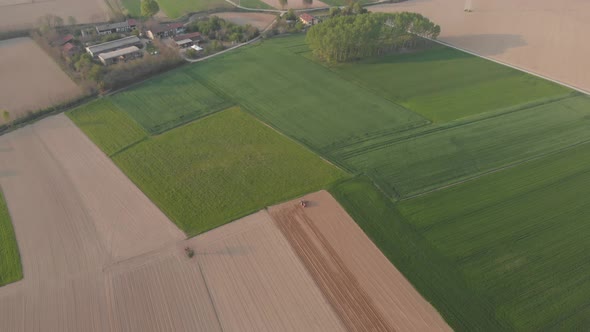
xmin=213 ymin=12 xmax=276 ymax=30
xmin=0 ymin=38 xmax=82 ymax=124
xmin=372 ymin=0 xmax=590 ymax=93
xmin=269 ymin=191 xmax=451 ymax=331
xmin=0 ymin=0 xmax=108 ymax=31
xmin=0 ymin=119 xmax=344 ymax=330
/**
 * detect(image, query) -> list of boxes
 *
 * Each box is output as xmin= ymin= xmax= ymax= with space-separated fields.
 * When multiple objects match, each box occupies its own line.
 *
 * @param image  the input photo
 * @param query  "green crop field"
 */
xmin=394 ymin=140 xmax=590 ymax=330
xmin=0 ymin=189 xmax=22 ymax=287
xmin=330 ymin=177 xmax=505 ymax=330
xmin=322 ymin=46 xmax=572 ymax=123
xmin=113 ymin=107 xmax=348 ymax=236
xmin=157 ymin=0 xmax=231 ymax=18
xmin=67 ymin=99 xmax=147 ymax=156
xmin=120 ymin=0 xmax=140 ymax=17
xmin=186 ymin=36 xmax=428 ymax=154
xmin=111 ymin=71 xmax=233 ymax=134
xmin=338 ymin=95 xmax=590 ymax=198
xmin=234 ymin=0 xmax=275 ymax=9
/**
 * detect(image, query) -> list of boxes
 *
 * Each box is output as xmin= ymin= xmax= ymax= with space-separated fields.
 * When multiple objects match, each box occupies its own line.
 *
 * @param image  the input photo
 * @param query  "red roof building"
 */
xmin=299 ymin=13 xmax=316 ymax=25
xmin=173 ymin=32 xmax=202 ymax=42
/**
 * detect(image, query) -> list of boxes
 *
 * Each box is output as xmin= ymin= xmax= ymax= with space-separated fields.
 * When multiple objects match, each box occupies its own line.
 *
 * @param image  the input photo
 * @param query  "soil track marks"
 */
xmin=270 ymin=191 xmax=451 ymax=332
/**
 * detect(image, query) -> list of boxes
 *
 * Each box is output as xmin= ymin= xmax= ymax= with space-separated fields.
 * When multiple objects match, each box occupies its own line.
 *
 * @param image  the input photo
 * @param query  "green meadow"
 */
xmin=0 ymin=189 xmax=22 ymax=287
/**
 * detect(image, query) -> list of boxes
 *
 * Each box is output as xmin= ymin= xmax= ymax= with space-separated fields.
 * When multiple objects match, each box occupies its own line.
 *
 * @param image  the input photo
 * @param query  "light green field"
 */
xmin=113 ymin=107 xmax=348 ymax=236
xmin=111 ymin=71 xmax=233 ymax=134
xmin=395 ymin=140 xmax=590 ymax=330
xmin=186 ymin=36 xmax=428 ymax=154
xmin=120 ymin=0 xmax=140 ymax=17
xmin=0 ymin=189 xmax=22 ymax=287
xmin=67 ymin=99 xmax=147 ymax=156
xmin=338 ymin=95 xmax=590 ymax=198
xmin=326 ymin=46 xmax=571 ymax=123
xmin=157 ymin=0 xmax=231 ymax=18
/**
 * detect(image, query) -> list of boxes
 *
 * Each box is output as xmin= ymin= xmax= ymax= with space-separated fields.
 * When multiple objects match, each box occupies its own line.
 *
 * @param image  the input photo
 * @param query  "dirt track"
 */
xmin=371 ymin=0 xmax=590 ymax=93
xmin=0 ymin=0 xmax=108 ymax=31
xmin=270 ymin=191 xmax=451 ymax=331
xmin=0 ymin=38 xmax=82 ymax=124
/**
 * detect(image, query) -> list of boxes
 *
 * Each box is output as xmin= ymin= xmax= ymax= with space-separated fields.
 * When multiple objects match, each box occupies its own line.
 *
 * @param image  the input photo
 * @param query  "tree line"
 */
xmin=306 ymin=12 xmax=440 ymax=63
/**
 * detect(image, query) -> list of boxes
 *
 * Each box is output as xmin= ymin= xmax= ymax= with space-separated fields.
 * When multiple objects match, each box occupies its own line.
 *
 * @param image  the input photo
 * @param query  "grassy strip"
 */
xmin=0 ymin=189 xmax=23 ymax=287
xmin=157 ymin=0 xmax=232 ymax=18
xmin=113 ymin=107 xmax=348 ymax=236
xmin=67 ymin=99 xmax=148 ymax=156
xmin=329 ymin=177 xmax=507 ymax=331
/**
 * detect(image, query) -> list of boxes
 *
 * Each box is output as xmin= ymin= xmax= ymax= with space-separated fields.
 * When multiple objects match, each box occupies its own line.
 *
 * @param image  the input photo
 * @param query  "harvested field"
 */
xmin=372 ymin=0 xmax=590 ymax=93
xmin=213 ymin=12 xmax=276 ymax=30
xmin=0 ymin=38 xmax=82 ymax=124
xmin=269 ymin=190 xmax=450 ymax=331
xmin=0 ymin=0 xmax=108 ymax=31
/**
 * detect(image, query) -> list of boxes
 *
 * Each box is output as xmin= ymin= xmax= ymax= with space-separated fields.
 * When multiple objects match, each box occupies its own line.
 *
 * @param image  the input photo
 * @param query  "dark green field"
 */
xmin=112 ymin=107 xmax=348 ymax=236
xmin=328 ymin=46 xmax=570 ymax=123
xmin=187 ymin=36 xmax=428 ymax=154
xmin=111 ymin=71 xmax=233 ymax=134
xmin=338 ymin=95 xmax=590 ymax=198
xmin=0 ymin=189 xmax=22 ymax=287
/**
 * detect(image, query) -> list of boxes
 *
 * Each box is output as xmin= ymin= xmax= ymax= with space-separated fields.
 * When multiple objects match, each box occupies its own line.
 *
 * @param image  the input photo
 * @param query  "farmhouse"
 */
xmin=146 ymin=23 xmax=185 ymax=40
xmin=98 ymin=46 xmax=142 ymax=65
xmin=95 ymin=19 xmax=137 ymax=35
xmin=173 ymin=32 xmax=202 ymax=43
xmin=299 ymin=13 xmax=316 ymax=25
xmin=61 ymin=42 xmax=78 ymax=57
xmin=85 ymin=36 xmax=141 ymax=57
xmin=175 ymin=39 xmax=194 ymax=48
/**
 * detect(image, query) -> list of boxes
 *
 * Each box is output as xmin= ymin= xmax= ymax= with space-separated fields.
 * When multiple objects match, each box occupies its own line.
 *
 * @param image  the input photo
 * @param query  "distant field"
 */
xmin=338 ymin=95 xmax=590 ymax=198
xmin=188 ymin=36 xmax=428 ymax=154
xmin=111 ymin=71 xmax=233 ymax=134
xmin=396 ymin=140 xmax=590 ymax=330
xmin=325 ymin=46 xmax=571 ymax=123
xmin=113 ymin=107 xmax=348 ymax=236
xmin=68 ymin=99 xmax=147 ymax=156
xmin=0 ymin=189 xmax=22 ymax=287
xmin=156 ymin=0 xmax=231 ymax=18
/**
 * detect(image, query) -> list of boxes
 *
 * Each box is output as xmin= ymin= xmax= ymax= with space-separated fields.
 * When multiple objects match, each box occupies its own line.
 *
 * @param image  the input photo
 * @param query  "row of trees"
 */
xmin=186 ymin=16 xmax=259 ymax=43
xmin=306 ymin=12 xmax=440 ymax=63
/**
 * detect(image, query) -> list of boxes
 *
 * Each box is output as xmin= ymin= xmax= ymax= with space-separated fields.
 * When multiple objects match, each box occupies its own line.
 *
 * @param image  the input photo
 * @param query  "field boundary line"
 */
xmin=428 ymin=38 xmax=590 ymax=96
xmin=401 ymin=136 xmax=590 ymax=201
xmin=195 ymin=259 xmax=225 ymax=332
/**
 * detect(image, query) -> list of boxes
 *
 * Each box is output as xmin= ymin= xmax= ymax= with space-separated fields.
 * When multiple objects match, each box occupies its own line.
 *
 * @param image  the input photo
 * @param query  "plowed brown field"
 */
xmin=269 ymin=191 xmax=451 ymax=332
xmin=372 ymin=0 xmax=590 ymax=92
xmin=0 ymin=0 xmax=108 ymax=31
xmin=0 ymin=38 xmax=82 ymax=124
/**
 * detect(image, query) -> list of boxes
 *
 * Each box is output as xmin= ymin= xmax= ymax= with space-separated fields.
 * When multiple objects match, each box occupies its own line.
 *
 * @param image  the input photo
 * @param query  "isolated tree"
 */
xmin=303 ymin=0 xmax=313 ymax=8
xmin=278 ymin=0 xmax=287 ymax=10
xmin=67 ymin=16 xmax=77 ymax=26
xmin=1 ymin=110 xmax=9 ymax=123
xmin=141 ymin=0 xmax=160 ymax=17
xmin=285 ymin=8 xmax=297 ymax=21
